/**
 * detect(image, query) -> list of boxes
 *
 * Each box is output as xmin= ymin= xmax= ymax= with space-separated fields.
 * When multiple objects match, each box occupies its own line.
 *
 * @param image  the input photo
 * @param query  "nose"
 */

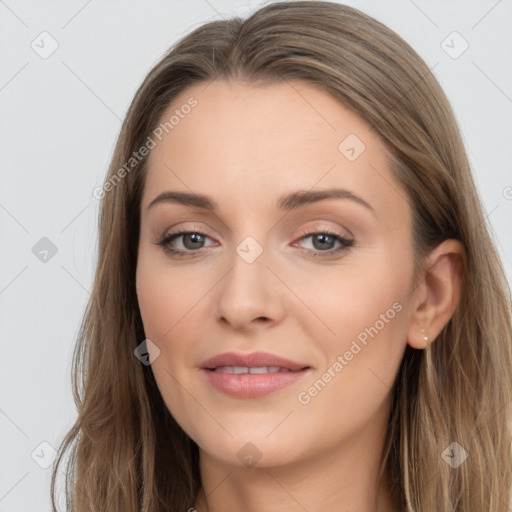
xmin=214 ymin=243 xmax=286 ymax=331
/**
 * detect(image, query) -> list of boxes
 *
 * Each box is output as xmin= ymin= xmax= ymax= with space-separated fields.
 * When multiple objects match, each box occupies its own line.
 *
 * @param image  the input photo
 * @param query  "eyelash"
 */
xmin=154 ymin=227 xmax=354 ymax=259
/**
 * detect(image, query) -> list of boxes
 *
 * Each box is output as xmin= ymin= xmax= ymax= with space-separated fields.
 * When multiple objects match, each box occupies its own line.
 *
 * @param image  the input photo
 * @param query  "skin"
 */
xmin=136 ymin=78 xmax=464 ymax=512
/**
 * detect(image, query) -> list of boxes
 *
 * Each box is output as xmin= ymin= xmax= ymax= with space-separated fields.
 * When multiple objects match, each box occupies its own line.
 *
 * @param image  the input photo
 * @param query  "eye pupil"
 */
xmin=184 ymin=233 xmax=204 ymax=249
xmin=313 ymin=233 xmax=334 ymax=250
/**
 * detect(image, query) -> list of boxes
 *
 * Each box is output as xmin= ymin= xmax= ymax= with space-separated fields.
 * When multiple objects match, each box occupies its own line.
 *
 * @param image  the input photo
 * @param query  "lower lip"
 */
xmin=201 ymin=368 xmax=310 ymax=398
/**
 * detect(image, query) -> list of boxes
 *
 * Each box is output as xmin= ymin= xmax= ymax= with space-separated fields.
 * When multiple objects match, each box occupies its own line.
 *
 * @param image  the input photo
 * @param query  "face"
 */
xmin=136 ymin=79 xmax=417 ymax=468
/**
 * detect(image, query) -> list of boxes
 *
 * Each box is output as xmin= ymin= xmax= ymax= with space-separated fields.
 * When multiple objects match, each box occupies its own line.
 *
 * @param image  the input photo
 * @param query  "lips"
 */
xmin=200 ymin=351 xmax=312 ymax=398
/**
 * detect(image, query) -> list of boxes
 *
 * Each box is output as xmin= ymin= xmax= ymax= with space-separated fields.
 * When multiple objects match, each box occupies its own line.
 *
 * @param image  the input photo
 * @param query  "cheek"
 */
xmin=294 ymin=254 xmax=409 ymax=340
xmin=136 ymin=252 xmax=204 ymax=341
xmin=291 ymin=253 xmax=411 ymax=397
xmin=135 ymin=264 xmax=205 ymax=389
xmin=135 ymin=252 xmax=213 ymax=372
xmin=289 ymin=301 xmax=407 ymax=452
xmin=136 ymin=257 xmax=204 ymax=435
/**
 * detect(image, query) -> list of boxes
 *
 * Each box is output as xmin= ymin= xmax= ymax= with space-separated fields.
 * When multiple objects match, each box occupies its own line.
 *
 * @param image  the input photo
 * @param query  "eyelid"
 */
xmin=159 ymin=227 xmax=217 ymax=247
xmin=294 ymin=221 xmax=354 ymax=241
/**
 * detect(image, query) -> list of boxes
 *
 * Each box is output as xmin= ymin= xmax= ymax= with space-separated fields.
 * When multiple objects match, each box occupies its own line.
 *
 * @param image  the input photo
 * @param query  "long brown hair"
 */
xmin=51 ymin=2 xmax=512 ymax=510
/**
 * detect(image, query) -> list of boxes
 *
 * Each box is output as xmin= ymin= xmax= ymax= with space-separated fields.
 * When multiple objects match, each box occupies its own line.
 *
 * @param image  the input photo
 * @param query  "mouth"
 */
xmin=199 ymin=351 xmax=312 ymax=398
xmin=209 ymin=366 xmax=303 ymax=374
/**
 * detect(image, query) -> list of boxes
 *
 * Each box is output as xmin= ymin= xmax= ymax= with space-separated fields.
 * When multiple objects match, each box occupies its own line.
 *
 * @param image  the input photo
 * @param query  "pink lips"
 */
xmin=200 ymin=351 xmax=311 ymax=399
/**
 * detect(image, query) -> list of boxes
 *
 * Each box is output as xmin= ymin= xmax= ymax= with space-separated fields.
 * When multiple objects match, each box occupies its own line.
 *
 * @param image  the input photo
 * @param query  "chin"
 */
xmin=192 ymin=426 xmax=310 ymax=470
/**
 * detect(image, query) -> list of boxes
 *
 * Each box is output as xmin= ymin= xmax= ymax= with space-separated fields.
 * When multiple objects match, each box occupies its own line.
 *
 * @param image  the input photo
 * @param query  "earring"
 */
xmin=421 ymin=327 xmax=429 ymax=343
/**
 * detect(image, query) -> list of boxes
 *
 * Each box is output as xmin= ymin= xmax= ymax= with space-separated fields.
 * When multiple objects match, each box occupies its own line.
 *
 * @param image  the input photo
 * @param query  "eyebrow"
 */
xmin=146 ymin=188 xmax=376 ymax=216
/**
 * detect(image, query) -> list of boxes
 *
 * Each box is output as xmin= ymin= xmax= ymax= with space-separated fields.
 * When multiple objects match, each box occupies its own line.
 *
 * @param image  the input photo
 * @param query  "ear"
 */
xmin=407 ymin=239 xmax=466 ymax=349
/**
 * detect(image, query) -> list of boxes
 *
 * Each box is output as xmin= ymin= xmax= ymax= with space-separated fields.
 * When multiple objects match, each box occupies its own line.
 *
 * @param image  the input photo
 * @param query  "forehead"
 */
xmin=141 ymin=79 xmax=406 ymax=221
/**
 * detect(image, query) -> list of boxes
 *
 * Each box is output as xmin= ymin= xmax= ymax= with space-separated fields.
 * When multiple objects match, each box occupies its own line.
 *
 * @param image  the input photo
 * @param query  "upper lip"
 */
xmin=200 ymin=351 xmax=311 ymax=371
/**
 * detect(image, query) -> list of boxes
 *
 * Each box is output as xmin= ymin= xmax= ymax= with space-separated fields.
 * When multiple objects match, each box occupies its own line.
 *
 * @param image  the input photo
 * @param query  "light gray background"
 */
xmin=1 ymin=0 xmax=511 ymax=510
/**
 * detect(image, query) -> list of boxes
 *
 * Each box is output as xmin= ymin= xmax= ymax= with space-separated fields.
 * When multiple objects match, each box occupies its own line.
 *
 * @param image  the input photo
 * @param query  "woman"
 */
xmin=51 ymin=1 xmax=512 ymax=511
